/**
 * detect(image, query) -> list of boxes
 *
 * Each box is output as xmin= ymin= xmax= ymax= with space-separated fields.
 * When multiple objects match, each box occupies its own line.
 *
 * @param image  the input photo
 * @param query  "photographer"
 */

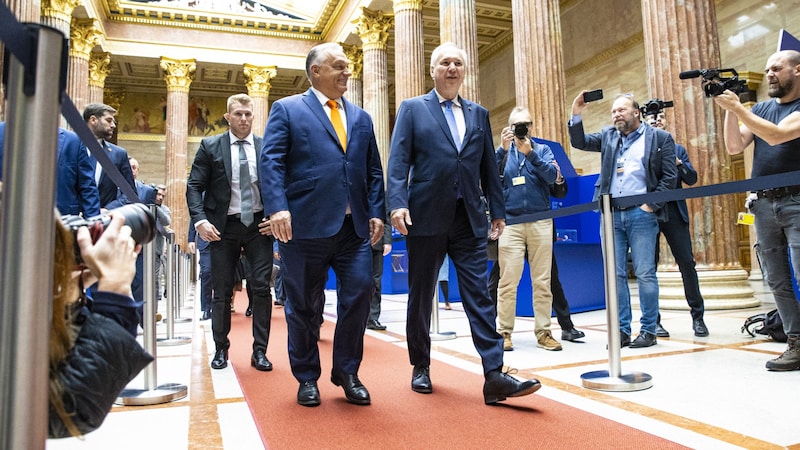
xmin=495 ymin=107 xmax=561 ymax=352
xmin=49 ymin=211 xmax=153 ymax=438
xmin=714 ymin=49 xmax=800 ymax=371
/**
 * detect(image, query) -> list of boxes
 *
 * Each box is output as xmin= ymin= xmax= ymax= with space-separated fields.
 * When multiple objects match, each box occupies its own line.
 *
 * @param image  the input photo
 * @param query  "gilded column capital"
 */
xmin=69 ymin=18 xmax=102 ymax=60
xmin=353 ymin=8 xmax=393 ymax=52
xmin=88 ymin=52 xmax=112 ymax=89
xmin=102 ymin=89 xmax=125 ymax=113
xmin=243 ymin=64 xmax=277 ymax=97
xmin=392 ymin=0 xmax=423 ymax=13
xmin=160 ymin=57 xmax=196 ymax=93
xmin=341 ymin=44 xmax=363 ymax=80
xmin=41 ymin=0 xmax=81 ymax=24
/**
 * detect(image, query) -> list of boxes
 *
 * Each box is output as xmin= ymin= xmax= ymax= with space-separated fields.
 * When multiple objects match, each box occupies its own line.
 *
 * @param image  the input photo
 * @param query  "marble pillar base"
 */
xmin=655 ymin=268 xmax=759 ymax=310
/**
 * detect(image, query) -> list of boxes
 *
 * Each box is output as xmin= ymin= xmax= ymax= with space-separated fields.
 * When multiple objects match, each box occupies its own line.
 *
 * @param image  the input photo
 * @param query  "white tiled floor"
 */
xmin=46 ymin=278 xmax=800 ymax=449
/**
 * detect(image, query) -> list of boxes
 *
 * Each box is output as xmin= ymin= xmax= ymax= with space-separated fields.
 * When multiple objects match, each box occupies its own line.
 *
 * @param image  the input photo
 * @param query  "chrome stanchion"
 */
xmin=116 ymin=229 xmax=188 ymax=405
xmin=158 ymin=232 xmax=190 ymax=346
xmin=581 ymin=194 xmax=652 ymax=391
xmin=0 ymin=23 xmax=65 ymax=450
xmin=172 ymin=245 xmax=191 ymax=323
xmin=430 ymin=280 xmax=456 ymax=341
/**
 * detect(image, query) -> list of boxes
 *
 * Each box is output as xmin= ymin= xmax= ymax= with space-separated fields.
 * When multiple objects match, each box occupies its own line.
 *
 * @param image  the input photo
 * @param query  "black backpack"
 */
xmin=742 ymin=309 xmax=787 ymax=343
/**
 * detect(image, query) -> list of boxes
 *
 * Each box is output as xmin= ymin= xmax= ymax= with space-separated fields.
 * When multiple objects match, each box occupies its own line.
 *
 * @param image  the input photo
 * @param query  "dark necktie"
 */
xmin=443 ymin=100 xmax=462 ymax=150
xmin=236 ymin=139 xmax=254 ymax=226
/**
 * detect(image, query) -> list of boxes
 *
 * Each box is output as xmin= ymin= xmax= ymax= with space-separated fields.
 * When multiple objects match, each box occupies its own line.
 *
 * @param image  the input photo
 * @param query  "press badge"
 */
xmin=512 ymin=176 xmax=526 ymax=186
xmin=616 ymin=156 xmax=626 ymax=174
xmin=737 ymin=212 xmax=755 ymax=225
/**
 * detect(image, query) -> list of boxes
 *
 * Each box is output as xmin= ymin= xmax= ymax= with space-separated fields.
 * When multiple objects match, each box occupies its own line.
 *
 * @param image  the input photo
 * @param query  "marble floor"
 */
xmin=46 ymin=278 xmax=800 ymax=450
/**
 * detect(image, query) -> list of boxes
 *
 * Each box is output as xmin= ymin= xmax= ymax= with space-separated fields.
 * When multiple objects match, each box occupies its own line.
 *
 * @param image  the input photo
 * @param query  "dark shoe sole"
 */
xmin=484 ymin=381 xmax=542 ymax=404
xmin=297 ymin=397 xmax=321 ymax=407
xmin=331 ymin=377 xmax=371 ymax=405
xmin=251 ymin=360 xmax=273 ymax=371
xmin=211 ymin=361 xmax=227 ymax=370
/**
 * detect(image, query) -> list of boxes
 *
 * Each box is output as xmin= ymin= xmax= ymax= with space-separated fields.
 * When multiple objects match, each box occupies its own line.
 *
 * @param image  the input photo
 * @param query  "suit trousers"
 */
xmin=198 ymin=247 xmax=212 ymax=314
xmin=658 ymin=201 xmax=705 ymax=320
xmin=210 ymin=212 xmax=273 ymax=353
xmin=369 ymin=247 xmax=384 ymax=322
xmin=405 ymin=201 xmax=503 ymax=375
xmin=497 ymin=219 xmax=554 ymax=338
xmin=280 ymin=215 xmax=372 ymax=382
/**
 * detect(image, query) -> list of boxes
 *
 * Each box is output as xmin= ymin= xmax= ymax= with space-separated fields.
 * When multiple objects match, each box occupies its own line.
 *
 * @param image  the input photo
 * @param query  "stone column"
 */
xmin=354 ymin=8 xmax=393 ymax=176
xmin=243 ymin=64 xmax=277 ymax=137
xmin=439 ymin=0 xmax=480 ymax=102
xmin=392 ymin=0 xmax=425 ymax=108
xmin=1 ymin=0 xmax=42 ymax=119
xmin=39 ymin=0 xmax=78 ymax=33
xmin=511 ymin=0 xmax=568 ymax=145
xmin=342 ymin=44 xmax=363 ymax=108
xmin=641 ymin=0 xmax=756 ymax=309
xmin=88 ymin=52 xmax=111 ymax=105
xmin=160 ymin=57 xmax=196 ymax=249
xmin=67 ymin=18 xmax=102 ymax=117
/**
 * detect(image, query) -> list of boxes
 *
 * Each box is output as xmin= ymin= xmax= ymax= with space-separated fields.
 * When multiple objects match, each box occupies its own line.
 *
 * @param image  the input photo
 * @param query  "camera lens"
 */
xmin=513 ymin=123 xmax=529 ymax=139
xmin=114 ymin=203 xmax=157 ymax=246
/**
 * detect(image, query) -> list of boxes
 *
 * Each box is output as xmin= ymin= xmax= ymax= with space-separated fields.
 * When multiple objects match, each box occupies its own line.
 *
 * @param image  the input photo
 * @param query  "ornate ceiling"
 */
xmin=88 ymin=0 xmax=519 ymax=105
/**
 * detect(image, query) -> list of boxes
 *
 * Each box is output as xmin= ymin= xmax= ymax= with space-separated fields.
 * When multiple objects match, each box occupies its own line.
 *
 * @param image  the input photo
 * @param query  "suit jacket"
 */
xmin=387 ymin=90 xmax=504 ymax=238
xmin=83 ymin=140 xmax=136 ymax=209
xmin=673 ymin=143 xmax=698 ymax=223
xmin=568 ymin=120 xmax=677 ymax=221
xmin=186 ymin=132 xmax=265 ymax=236
xmin=260 ymin=89 xmax=385 ymax=239
xmin=0 ymin=123 xmax=101 ymax=216
xmin=57 ymin=128 xmax=101 ymax=217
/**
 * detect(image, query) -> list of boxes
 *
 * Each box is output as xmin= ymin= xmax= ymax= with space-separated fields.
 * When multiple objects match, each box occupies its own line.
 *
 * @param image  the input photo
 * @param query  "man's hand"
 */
xmin=187 ymin=242 xmax=196 ymax=254
xmin=383 ymin=243 xmax=392 ymax=256
xmin=571 ymin=90 xmax=590 ymax=116
xmin=500 ymin=126 xmax=514 ymax=151
xmin=369 ymin=219 xmax=384 ymax=246
xmin=640 ymin=204 xmax=654 ymax=213
xmin=270 ymin=210 xmax=292 ymax=243
xmin=391 ymin=208 xmax=412 ymax=235
xmin=258 ymin=218 xmax=273 ymax=236
xmin=515 ymin=135 xmax=532 ymax=155
xmin=197 ymin=221 xmax=221 ymax=242
xmin=76 ymin=213 xmax=138 ymax=296
xmin=489 ymin=218 xmax=505 ymax=240
xmin=712 ymin=89 xmax=743 ymax=112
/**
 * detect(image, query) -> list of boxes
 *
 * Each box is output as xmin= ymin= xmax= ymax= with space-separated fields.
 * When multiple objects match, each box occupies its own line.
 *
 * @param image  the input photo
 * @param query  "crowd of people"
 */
xmin=2 ymin=41 xmax=799 ymax=440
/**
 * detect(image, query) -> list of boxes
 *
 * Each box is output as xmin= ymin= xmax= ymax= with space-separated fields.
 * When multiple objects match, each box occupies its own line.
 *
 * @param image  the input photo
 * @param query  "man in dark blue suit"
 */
xmin=645 ymin=109 xmax=708 ymax=337
xmin=260 ymin=42 xmax=385 ymax=407
xmin=0 ymin=123 xmax=100 ymax=217
xmin=387 ymin=42 xmax=540 ymax=405
xmin=187 ymin=94 xmax=274 ymax=373
xmin=188 ymin=219 xmax=212 ymax=321
xmin=81 ymin=103 xmax=136 ymax=210
xmin=568 ymin=92 xmax=677 ymax=348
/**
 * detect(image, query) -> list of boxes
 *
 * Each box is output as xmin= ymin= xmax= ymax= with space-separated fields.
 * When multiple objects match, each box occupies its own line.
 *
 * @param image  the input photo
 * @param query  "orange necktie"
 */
xmin=326 ymin=99 xmax=347 ymax=152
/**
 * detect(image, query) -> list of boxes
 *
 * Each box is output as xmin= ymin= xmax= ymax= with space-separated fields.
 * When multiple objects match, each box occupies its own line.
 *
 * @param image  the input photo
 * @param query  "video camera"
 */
xmin=640 ymin=98 xmax=674 ymax=117
xmin=61 ymin=203 xmax=156 ymax=265
xmin=679 ymin=68 xmax=748 ymax=98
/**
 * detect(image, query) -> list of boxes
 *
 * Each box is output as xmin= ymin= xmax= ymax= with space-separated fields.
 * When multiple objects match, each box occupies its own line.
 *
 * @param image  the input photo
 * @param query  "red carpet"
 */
xmin=227 ymin=293 xmax=687 ymax=449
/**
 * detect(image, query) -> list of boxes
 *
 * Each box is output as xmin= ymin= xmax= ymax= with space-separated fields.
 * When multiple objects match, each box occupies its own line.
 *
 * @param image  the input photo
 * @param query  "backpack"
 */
xmin=742 ymin=309 xmax=787 ymax=342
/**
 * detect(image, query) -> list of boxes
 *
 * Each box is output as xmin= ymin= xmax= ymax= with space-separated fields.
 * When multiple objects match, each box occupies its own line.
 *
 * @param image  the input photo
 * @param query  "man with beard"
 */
xmin=568 ymin=93 xmax=677 ymax=348
xmin=715 ymin=50 xmax=800 ymax=371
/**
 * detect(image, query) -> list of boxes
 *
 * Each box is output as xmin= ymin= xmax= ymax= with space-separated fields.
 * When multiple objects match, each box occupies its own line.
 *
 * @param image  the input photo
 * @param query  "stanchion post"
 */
xmin=171 ymin=244 xmax=191 ymax=323
xmin=581 ymin=194 xmax=652 ymax=391
xmin=157 ymin=233 xmax=190 ymax=346
xmin=430 ymin=279 xmax=456 ymax=341
xmin=0 ymin=24 xmax=65 ymax=450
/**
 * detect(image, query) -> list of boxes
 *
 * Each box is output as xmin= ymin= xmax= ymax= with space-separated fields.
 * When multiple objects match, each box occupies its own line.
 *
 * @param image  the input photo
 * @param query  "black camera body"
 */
xmin=680 ymin=68 xmax=748 ymax=98
xmin=513 ymin=123 xmax=529 ymax=139
xmin=640 ymin=98 xmax=674 ymax=117
xmin=61 ymin=203 xmax=156 ymax=265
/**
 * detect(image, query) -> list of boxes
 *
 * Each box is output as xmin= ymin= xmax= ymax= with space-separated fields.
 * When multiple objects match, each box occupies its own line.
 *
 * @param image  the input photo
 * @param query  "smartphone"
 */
xmin=583 ymin=89 xmax=604 ymax=103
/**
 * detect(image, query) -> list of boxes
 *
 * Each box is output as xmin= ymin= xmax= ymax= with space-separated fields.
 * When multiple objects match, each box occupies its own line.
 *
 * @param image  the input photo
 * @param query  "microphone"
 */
xmin=679 ymin=70 xmax=702 ymax=79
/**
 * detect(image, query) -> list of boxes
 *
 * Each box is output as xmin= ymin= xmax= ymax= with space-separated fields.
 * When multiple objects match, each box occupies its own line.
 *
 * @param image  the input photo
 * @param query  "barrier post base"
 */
xmin=430 ymin=331 xmax=457 ymax=341
xmin=157 ymin=336 xmax=192 ymax=346
xmin=580 ymin=370 xmax=653 ymax=392
xmin=115 ymin=383 xmax=188 ymax=406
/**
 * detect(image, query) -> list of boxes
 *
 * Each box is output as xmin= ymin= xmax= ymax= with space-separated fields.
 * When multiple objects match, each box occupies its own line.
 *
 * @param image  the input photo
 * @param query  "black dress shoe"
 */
xmin=297 ymin=380 xmax=321 ymax=407
xmin=331 ymin=372 xmax=371 ymax=405
xmin=655 ymin=323 xmax=670 ymax=338
xmin=211 ymin=349 xmax=228 ymax=369
xmin=366 ymin=319 xmax=387 ymax=331
xmin=274 ymin=299 xmax=285 ymax=306
xmin=483 ymin=369 xmax=541 ymax=404
xmin=630 ymin=332 xmax=657 ymax=348
xmin=561 ymin=328 xmax=586 ymax=342
xmin=200 ymin=310 xmax=211 ymax=321
xmin=693 ymin=318 xmax=709 ymax=337
xmin=411 ymin=365 xmax=432 ymax=394
xmin=245 ymin=306 xmax=253 ymax=317
xmin=620 ymin=331 xmax=631 ymax=348
xmin=251 ymin=349 xmax=273 ymax=371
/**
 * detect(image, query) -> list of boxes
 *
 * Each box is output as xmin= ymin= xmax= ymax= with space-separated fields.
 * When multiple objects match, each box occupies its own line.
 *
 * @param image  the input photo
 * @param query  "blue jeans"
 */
xmin=613 ymin=207 xmax=659 ymax=336
xmin=752 ymin=195 xmax=800 ymax=336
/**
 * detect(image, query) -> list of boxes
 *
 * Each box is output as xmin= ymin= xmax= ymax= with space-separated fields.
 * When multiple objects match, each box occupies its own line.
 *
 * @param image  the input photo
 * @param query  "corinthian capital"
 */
xmin=88 ymin=52 xmax=112 ymax=89
xmin=41 ymin=0 xmax=81 ymax=24
xmin=243 ymin=64 xmax=277 ymax=97
xmin=341 ymin=44 xmax=363 ymax=80
xmin=392 ymin=0 xmax=423 ymax=13
xmin=160 ymin=57 xmax=196 ymax=93
xmin=70 ymin=18 xmax=102 ymax=59
xmin=353 ymin=8 xmax=393 ymax=52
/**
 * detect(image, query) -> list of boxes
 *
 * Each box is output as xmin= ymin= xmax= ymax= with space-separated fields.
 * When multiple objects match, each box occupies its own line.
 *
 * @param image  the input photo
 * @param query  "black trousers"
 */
xmin=210 ymin=212 xmax=273 ymax=353
xmin=657 ymin=202 xmax=704 ymax=320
